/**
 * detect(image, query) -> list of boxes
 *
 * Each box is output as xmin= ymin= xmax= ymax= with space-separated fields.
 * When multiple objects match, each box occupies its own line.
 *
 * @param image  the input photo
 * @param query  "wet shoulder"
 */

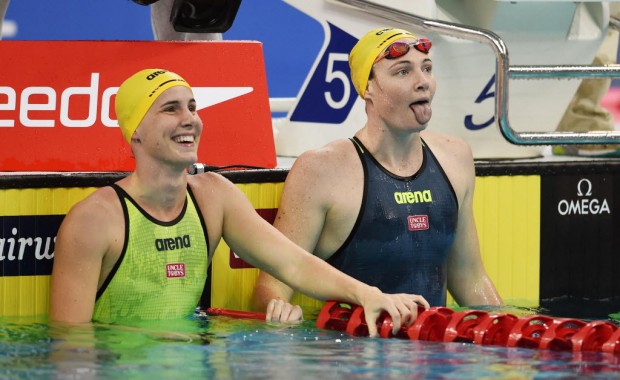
xmin=68 ymin=185 xmax=121 ymax=219
xmin=187 ymin=171 xmax=242 ymax=210
xmin=292 ymin=138 xmax=359 ymax=179
xmin=59 ymin=185 xmax=123 ymax=239
xmin=421 ymin=130 xmax=473 ymax=166
xmin=188 ymin=171 xmax=235 ymax=197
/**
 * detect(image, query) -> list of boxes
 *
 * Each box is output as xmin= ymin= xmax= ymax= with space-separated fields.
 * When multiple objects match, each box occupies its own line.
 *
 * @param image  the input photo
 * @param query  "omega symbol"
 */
xmin=576 ymin=178 xmax=592 ymax=197
xmin=557 ymin=178 xmax=610 ymax=216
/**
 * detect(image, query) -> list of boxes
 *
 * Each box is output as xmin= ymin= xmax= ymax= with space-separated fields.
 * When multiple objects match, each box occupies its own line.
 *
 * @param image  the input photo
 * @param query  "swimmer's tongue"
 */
xmin=411 ymin=101 xmax=432 ymax=123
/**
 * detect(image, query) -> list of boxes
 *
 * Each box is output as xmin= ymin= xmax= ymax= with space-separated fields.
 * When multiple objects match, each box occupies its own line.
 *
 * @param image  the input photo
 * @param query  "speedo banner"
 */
xmin=0 ymin=41 xmax=276 ymax=171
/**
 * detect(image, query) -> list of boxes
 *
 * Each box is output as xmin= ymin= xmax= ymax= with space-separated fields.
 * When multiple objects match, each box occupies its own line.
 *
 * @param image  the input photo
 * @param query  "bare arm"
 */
xmin=50 ymin=191 xmax=118 ymax=323
xmin=447 ymin=197 xmax=502 ymax=306
xmin=445 ymin=141 xmax=502 ymax=306
xmin=251 ymin=152 xmax=330 ymax=319
xmin=212 ymin=174 xmax=426 ymax=337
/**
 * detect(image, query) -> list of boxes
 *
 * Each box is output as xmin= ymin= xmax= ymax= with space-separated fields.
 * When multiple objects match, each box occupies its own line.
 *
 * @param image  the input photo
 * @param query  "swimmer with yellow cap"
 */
xmin=52 ymin=68 xmax=431 ymax=334
xmin=251 ymin=27 xmax=502 ymax=324
xmin=115 ymin=68 xmax=192 ymax=143
xmin=349 ymin=27 xmax=432 ymax=98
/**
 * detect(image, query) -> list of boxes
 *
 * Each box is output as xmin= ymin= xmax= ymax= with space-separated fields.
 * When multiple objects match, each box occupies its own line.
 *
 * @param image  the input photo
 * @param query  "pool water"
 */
xmin=1 ymin=313 xmax=618 ymax=379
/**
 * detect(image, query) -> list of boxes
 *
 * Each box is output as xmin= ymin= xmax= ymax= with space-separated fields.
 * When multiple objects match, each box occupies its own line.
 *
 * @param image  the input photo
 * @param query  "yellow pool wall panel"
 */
xmin=0 ymin=187 xmax=97 ymax=317
xmin=0 ymin=276 xmax=51 ymax=317
xmin=1 ymin=173 xmax=542 ymax=317
xmin=473 ymin=175 xmax=541 ymax=307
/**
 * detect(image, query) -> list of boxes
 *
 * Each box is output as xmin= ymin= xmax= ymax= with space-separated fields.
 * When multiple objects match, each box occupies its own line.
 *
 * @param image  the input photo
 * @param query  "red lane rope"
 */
xmin=198 ymin=303 xmax=619 ymax=354
xmin=315 ymin=301 xmax=620 ymax=354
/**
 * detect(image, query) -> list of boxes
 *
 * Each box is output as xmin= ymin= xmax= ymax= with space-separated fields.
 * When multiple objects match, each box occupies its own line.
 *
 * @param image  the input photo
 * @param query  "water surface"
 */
xmin=0 ymin=315 xmax=618 ymax=379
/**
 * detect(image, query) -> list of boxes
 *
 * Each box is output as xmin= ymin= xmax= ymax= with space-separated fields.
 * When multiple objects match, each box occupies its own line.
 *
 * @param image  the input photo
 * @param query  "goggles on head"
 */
xmin=373 ymin=39 xmax=432 ymax=64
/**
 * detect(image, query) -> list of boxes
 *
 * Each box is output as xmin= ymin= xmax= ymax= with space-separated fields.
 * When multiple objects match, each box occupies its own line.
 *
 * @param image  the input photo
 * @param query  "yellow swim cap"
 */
xmin=349 ymin=27 xmax=418 ymax=98
xmin=115 ymin=68 xmax=191 ymax=143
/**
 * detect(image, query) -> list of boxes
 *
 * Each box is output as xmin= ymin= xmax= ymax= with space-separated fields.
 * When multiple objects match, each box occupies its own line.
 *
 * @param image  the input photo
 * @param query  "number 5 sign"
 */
xmin=290 ymin=23 xmax=358 ymax=124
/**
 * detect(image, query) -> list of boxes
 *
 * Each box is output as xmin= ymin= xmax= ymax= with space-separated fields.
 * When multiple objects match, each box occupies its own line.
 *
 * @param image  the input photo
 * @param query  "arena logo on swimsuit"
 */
xmin=155 ymin=235 xmax=191 ymax=252
xmin=394 ymin=190 xmax=433 ymax=204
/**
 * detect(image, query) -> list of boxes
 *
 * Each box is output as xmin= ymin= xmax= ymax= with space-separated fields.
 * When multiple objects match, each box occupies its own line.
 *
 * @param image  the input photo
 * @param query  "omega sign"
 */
xmin=557 ymin=178 xmax=611 ymax=216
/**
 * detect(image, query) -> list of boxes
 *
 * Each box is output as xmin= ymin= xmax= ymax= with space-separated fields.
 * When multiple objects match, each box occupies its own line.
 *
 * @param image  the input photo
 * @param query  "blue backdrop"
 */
xmin=2 ymin=0 xmax=323 ymax=98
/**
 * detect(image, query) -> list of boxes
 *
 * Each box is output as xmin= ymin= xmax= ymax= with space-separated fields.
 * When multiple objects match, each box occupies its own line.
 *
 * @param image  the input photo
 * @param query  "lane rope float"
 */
xmin=315 ymin=301 xmax=620 ymax=354
xmin=198 ymin=303 xmax=619 ymax=354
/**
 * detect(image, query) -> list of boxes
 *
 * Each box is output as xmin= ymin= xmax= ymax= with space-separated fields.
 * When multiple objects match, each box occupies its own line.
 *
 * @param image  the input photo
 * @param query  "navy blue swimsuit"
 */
xmin=327 ymin=137 xmax=458 ymax=306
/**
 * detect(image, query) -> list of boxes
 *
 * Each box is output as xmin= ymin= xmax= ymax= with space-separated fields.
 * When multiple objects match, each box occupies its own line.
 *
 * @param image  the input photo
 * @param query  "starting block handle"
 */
xmin=335 ymin=0 xmax=620 ymax=146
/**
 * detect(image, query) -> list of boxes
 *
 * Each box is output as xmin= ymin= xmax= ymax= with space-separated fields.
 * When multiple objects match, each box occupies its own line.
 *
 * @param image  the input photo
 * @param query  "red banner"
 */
xmin=0 ymin=40 xmax=276 ymax=171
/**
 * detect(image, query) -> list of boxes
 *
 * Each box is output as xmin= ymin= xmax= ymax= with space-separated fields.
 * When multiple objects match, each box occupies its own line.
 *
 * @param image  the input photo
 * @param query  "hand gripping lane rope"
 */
xmin=200 ymin=303 xmax=620 ymax=354
xmin=315 ymin=301 xmax=620 ymax=354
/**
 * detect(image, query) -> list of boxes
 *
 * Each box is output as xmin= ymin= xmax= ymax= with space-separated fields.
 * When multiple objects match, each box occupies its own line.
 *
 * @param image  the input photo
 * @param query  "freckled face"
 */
xmin=366 ymin=38 xmax=436 ymax=133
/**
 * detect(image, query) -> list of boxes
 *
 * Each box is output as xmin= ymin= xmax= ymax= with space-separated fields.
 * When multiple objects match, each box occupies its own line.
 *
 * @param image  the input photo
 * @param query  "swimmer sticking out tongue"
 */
xmin=411 ymin=98 xmax=432 ymax=125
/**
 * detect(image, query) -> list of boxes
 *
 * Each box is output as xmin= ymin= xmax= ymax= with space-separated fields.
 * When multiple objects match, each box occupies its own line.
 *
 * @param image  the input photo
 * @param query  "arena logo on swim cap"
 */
xmin=144 ymin=70 xmax=188 ymax=99
xmin=146 ymin=70 xmax=168 ymax=80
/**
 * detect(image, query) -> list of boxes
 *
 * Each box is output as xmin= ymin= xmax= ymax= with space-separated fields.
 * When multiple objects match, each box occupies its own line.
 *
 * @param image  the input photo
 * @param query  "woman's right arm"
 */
xmin=50 ymin=194 xmax=117 ymax=323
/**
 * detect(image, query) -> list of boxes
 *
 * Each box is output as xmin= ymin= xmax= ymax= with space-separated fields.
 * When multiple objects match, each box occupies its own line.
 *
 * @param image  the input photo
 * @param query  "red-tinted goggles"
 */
xmin=374 ymin=39 xmax=432 ymax=64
